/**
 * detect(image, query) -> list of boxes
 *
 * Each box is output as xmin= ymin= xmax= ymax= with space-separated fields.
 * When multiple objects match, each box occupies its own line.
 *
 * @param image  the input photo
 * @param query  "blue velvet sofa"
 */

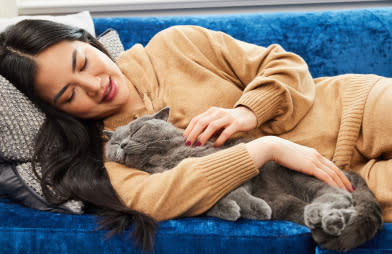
xmin=1 ymin=7 xmax=392 ymax=254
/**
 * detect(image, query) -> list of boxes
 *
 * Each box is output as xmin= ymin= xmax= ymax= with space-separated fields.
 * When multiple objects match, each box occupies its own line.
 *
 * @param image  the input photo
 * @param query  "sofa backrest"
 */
xmin=94 ymin=8 xmax=392 ymax=79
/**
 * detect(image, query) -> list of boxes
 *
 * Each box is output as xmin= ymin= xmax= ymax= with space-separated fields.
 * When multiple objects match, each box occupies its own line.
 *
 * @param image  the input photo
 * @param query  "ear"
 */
xmin=153 ymin=107 xmax=170 ymax=121
xmin=103 ymin=130 xmax=113 ymax=139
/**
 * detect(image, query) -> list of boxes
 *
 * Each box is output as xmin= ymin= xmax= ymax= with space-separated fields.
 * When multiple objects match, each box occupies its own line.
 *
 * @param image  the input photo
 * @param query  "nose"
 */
xmin=77 ymin=75 xmax=102 ymax=97
xmin=121 ymin=142 xmax=127 ymax=149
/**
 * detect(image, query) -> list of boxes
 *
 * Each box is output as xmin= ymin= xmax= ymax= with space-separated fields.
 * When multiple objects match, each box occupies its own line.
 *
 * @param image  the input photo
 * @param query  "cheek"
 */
xmin=66 ymin=100 xmax=97 ymax=118
xmin=95 ymin=50 xmax=116 ymax=71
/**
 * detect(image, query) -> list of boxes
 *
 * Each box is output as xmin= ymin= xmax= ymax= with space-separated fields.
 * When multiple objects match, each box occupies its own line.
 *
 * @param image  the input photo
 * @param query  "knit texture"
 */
xmin=105 ymin=26 xmax=391 ymax=221
xmin=332 ymin=75 xmax=381 ymax=169
xmin=0 ymin=75 xmax=83 ymax=213
xmin=104 ymin=26 xmax=315 ymax=220
xmin=0 ymin=76 xmax=44 ymax=161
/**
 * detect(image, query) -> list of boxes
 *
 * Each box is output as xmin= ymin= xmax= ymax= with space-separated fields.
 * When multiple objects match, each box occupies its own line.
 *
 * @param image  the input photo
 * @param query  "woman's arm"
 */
xmin=106 ymin=135 xmax=353 ymax=221
xmin=165 ymin=26 xmax=316 ymax=144
xmin=246 ymin=136 xmax=353 ymax=191
xmin=105 ymin=144 xmax=259 ymax=221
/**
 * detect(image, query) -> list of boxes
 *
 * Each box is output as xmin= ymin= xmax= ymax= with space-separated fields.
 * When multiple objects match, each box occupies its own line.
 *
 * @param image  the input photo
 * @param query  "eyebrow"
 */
xmin=53 ymin=84 xmax=69 ymax=104
xmin=53 ymin=49 xmax=77 ymax=104
xmin=72 ymin=49 xmax=77 ymax=73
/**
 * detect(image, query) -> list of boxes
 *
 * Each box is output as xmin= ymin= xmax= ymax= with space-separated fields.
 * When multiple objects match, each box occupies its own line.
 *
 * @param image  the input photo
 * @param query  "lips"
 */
xmin=101 ymin=77 xmax=117 ymax=102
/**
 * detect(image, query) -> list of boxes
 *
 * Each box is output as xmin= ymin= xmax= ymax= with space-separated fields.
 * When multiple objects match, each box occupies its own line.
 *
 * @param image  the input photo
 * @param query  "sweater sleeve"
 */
xmin=356 ymin=160 xmax=392 ymax=222
xmin=105 ymin=144 xmax=258 ymax=221
xmin=354 ymin=77 xmax=392 ymax=222
xmin=147 ymin=26 xmax=316 ymax=134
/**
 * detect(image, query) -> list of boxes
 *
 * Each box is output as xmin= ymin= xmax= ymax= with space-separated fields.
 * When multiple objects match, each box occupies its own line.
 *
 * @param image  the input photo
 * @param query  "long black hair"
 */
xmin=0 ymin=20 xmax=157 ymax=249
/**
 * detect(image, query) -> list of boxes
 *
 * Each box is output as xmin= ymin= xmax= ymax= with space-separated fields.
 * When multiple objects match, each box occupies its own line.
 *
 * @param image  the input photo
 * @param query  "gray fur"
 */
xmin=105 ymin=107 xmax=383 ymax=251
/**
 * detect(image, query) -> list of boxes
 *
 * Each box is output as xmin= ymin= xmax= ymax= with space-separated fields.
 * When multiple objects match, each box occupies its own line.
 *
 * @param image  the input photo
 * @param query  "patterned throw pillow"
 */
xmin=97 ymin=29 xmax=125 ymax=61
xmin=0 ymin=29 xmax=125 ymax=213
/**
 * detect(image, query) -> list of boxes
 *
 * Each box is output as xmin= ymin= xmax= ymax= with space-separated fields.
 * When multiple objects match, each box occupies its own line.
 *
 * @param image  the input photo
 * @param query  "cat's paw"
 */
xmin=206 ymin=199 xmax=241 ymax=221
xmin=305 ymin=203 xmax=356 ymax=236
xmin=321 ymin=208 xmax=356 ymax=236
xmin=241 ymin=198 xmax=272 ymax=220
xmin=304 ymin=203 xmax=324 ymax=229
xmin=305 ymin=192 xmax=353 ymax=230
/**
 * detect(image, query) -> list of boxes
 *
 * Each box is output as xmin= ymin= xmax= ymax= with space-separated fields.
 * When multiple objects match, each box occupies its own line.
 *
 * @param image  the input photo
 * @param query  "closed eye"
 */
xmin=80 ymin=57 xmax=88 ymax=71
xmin=131 ymin=125 xmax=144 ymax=137
xmin=65 ymin=88 xmax=75 ymax=103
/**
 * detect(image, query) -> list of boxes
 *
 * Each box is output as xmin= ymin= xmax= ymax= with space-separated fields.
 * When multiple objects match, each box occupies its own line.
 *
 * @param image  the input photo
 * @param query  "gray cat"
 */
xmin=104 ymin=107 xmax=383 ymax=251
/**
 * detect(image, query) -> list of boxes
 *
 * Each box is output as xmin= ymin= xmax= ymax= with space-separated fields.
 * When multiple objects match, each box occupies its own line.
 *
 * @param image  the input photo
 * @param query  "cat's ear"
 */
xmin=153 ymin=107 xmax=170 ymax=121
xmin=103 ymin=130 xmax=114 ymax=139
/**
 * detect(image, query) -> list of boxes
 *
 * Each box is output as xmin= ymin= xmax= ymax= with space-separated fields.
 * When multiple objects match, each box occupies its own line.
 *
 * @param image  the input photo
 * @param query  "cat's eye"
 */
xmin=131 ymin=126 xmax=144 ymax=136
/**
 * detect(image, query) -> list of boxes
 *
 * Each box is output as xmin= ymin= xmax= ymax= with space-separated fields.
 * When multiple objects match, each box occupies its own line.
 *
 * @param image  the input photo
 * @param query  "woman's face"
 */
xmin=34 ymin=40 xmax=129 ymax=119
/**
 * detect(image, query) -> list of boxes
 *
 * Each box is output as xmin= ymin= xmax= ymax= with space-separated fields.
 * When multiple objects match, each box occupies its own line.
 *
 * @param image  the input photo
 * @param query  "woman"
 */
xmin=2 ymin=19 xmax=389 ymax=248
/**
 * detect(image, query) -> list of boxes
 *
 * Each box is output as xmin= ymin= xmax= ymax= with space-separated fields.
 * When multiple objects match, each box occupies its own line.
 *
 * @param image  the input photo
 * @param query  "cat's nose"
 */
xmin=121 ymin=143 xmax=126 ymax=149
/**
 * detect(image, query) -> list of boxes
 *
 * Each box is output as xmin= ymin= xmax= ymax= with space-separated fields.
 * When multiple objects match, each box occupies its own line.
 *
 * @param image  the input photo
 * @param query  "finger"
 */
xmin=322 ymin=158 xmax=353 ymax=192
xmin=307 ymin=150 xmax=350 ymax=191
xmin=213 ymin=125 xmax=238 ymax=147
xmin=197 ymin=117 xmax=232 ymax=145
xmin=186 ymin=115 xmax=218 ymax=145
xmin=183 ymin=114 xmax=203 ymax=138
xmin=184 ymin=107 xmax=221 ymax=139
xmin=311 ymin=168 xmax=340 ymax=189
xmin=317 ymin=162 xmax=346 ymax=190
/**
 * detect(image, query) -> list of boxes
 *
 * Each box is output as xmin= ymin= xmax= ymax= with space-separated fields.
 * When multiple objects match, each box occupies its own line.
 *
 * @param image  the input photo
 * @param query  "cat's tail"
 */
xmin=311 ymin=172 xmax=383 ymax=251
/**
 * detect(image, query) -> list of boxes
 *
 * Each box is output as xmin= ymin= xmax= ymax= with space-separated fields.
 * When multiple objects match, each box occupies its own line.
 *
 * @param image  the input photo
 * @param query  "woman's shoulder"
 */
xmin=153 ymin=25 xmax=212 ymax=37
xmin=147 ymin=25 xmax=218 ymax=48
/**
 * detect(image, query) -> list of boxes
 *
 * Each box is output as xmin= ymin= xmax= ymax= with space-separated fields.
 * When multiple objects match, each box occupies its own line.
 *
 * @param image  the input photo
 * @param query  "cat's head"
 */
xmin=104 ymin=107 xmax=181 ymax=166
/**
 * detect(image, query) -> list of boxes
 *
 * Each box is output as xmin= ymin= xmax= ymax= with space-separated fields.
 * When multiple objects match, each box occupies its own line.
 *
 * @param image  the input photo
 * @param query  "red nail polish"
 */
xmin=196 ymin=142 xmax=201 ymax=146
xmin=185 ymin=141 xmax=191 ymax=146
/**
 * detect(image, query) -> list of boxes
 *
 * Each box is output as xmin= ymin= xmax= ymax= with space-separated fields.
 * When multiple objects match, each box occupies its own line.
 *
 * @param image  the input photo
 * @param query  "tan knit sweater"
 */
xmin=103 ymin=25 xmax=392 ymax=222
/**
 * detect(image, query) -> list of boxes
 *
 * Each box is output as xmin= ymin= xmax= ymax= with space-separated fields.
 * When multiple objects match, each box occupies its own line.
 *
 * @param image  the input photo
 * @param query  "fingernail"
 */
xmin=352 ymin=186 xmax=356 ymax=192
xmin=185 ymin=141 xmax=191 ymax=146
xmin=196 ymin=142 xmax=201 ymax=146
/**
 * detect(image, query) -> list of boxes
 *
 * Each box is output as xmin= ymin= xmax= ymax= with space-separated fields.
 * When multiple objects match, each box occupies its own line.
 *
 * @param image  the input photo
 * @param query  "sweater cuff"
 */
xmin=235 ymin=85 xmax=283 ymax=127
xmin=194 ymin=143 xmax=259 ymax=204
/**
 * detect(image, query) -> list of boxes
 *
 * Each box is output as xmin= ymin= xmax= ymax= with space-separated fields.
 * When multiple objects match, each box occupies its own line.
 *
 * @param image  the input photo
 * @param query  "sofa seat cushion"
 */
xmin=316 ymin=223 xmax=392 ymax=254
xmin=0 ymin=198 xmax=315 ymax=254
xmin=155 ymin=218 xmax=315 ymax=254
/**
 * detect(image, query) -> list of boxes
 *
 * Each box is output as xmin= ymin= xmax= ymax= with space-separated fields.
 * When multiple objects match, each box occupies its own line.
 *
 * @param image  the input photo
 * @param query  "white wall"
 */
xmin=15 ymin=0 xmax=392 ymax=17
xmin=1 ymin=0 xmax=17 ymax=17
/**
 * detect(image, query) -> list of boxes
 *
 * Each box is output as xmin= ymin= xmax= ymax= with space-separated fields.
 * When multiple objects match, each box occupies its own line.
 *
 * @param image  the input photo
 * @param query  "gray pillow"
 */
xmin=0 ymin=29 xmax=125 ymax=213
xmin=98 ymin=28 xmax=125 ymax=61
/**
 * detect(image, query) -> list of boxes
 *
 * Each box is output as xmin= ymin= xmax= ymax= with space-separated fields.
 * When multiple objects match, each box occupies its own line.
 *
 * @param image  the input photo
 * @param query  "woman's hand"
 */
xmin=183 ymin=106 xmax=257 ymax=147
xmin=245 ymin=136 xmax=354 ymax=192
